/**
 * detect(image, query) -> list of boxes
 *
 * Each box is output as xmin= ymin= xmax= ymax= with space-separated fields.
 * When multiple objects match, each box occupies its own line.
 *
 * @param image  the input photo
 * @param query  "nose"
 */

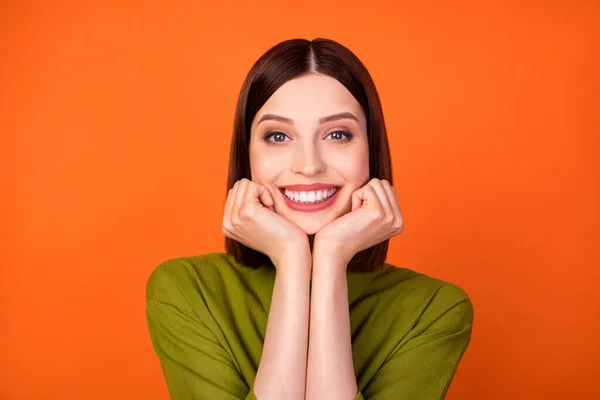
xmin=292 ymin=141 xmax=326 ymax=176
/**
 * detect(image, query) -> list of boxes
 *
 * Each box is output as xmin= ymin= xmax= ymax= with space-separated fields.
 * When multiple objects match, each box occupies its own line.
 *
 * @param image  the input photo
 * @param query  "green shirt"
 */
xmin=145 ymin=252 xmax=473 ymax=399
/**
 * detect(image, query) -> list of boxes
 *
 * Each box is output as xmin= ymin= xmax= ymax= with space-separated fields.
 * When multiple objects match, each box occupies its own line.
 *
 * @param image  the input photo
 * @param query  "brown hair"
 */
xmin=225 ymin=38 xmax=393 ymax=272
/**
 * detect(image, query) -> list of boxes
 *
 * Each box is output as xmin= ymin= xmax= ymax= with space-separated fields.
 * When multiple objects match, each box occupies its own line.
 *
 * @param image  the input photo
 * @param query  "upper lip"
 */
xmin=280 ymin=183 xmax=340 ymax=191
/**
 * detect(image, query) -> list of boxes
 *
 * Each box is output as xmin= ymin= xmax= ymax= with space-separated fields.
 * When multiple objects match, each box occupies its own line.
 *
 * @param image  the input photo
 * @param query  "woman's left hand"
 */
xmin=313 ymin=178 xmax=404 ymax=267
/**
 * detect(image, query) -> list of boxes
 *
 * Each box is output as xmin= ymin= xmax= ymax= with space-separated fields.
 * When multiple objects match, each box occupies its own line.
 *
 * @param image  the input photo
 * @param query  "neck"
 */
xmin=308 ymin=234 xmax=315 ymax=252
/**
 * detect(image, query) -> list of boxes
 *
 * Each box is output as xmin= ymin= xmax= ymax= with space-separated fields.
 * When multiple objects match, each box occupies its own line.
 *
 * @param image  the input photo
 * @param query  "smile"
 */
xmin=278 ymin=184 xmax=341 ymax=212
xmin=283 ymin=187 xmax=338 ymax=204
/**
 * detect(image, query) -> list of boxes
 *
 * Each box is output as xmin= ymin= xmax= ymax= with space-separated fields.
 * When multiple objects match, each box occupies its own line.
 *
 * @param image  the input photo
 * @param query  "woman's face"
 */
xmin=249 ymin=73 xmax=370 ymax=235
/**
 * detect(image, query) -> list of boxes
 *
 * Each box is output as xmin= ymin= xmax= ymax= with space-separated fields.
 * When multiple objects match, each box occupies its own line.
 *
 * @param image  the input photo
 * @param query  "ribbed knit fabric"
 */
xmin=145 ymin=252 xmax=473 ymax=400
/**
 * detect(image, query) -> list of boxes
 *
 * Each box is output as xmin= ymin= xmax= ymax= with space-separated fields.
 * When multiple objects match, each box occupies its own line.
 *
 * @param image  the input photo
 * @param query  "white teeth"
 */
xmin=284 ymin=188 xmax=338 ymax=204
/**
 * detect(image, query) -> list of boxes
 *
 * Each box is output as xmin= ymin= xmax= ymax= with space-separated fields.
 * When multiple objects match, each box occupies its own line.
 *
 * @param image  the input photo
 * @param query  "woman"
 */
xmin=146 ymin=38 xmax=473 ymax=400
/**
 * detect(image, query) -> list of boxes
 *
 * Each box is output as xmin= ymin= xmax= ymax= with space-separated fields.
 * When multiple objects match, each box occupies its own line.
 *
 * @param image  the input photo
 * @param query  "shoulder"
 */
xmin=145 ymin=252 xmax=250 ymax=305
xmin=419 ymin=276 xmax=473 ymax=334
xmin=371 ymin=265 xmax=474 ymax=331
xmin=372 ymin=264 xmax=471 ymax=302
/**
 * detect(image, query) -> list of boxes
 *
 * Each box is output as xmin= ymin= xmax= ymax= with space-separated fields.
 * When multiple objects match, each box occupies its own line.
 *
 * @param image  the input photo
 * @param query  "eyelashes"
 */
xmin=263 ymin=131 xmax=290 ymax=143
xmin=263 ymin=130 xmax=354 ymax=143
xmin=326 ymin=130 xmax=353 ymax=141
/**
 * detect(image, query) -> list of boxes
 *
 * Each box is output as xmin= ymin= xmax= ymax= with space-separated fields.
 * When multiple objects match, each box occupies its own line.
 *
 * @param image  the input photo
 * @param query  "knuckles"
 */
xmin=392 ymin=221 xmax=404 ymax=234
xmin=223 ymin=179 xmax=260 ymax=235
xmin=368 ymin=178 xmax=395 ymax=192
xmin=238 ymin=205 xmax=255 ymax=220
xmin=229 ymin=219 xmax=239 ymax=229
xmin=369 ymin=209 xmax=385 ymax=222
xmin=383 ymin=214 xmax=394 ymax=225
xmin=222 ymin=220 xmax=233 ymax=231
xmin=221 ymin=225 xmax=232 ymax=237
xmin=368 ymin=178 xmax=390 ymax=186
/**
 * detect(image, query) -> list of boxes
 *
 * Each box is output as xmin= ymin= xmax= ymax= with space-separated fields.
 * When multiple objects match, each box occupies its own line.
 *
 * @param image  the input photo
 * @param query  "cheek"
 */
xmin=249 ymin=153 xmax=283 ymax=186
xmin=339 ymin=147 xmax=370 ymax=187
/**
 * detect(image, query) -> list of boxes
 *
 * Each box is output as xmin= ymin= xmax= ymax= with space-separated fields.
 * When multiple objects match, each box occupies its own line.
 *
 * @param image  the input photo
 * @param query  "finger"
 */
xmin=232 ymin=179 xmax=249 ymax=224
xmin=356 ymin=184 xmax=384 ymax=219
xmin=222 ymin=183 xmax=239 ymax=235
xmin=351 ymin=182 xmax=380 ymax=211
xmin=223 ymin=187 xmax=235 ymax=223
xmin=244 ymin=181 xmax=273 ymax=208
xmin=251 ymin=183 xmax=276 ymax=212
xmin=351 ymin=186 xmax=365 ymax=211
xmin=381 ymin=180 xmax=401 ymax=216
xmin=241 ymin=181 xmax=264 ymax=216
xmin=257 ymin=184 xmax=275 ymax=210
xmin=381 ymin=180 xmax=404 ymax=230
xmin=368 ymin=179 xmax=393 ymax=218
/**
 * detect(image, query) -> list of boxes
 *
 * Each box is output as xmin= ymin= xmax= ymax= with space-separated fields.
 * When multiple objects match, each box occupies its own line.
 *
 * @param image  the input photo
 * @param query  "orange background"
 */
xmin=1 ymin=1 xmax=599 ymax=399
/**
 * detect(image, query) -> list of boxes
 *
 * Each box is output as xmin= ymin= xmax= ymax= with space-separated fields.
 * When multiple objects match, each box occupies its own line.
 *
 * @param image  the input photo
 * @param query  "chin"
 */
xmin=274 ymin=192 xmax=352 ymax=236
xmin=287 ymin=215 xmax=335 ymax=236
xmin=298 ymin=224 xmax=325 ymax=236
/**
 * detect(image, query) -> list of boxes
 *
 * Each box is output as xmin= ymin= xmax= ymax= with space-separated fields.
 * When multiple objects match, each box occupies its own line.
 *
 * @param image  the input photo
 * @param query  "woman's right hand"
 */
xmin=222 ymin=178 xmax=309 ymax=268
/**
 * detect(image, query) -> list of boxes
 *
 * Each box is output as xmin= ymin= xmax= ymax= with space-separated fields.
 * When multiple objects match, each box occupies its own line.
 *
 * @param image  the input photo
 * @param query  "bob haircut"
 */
xmin=225 ymin=37 xmax=393 ymax=272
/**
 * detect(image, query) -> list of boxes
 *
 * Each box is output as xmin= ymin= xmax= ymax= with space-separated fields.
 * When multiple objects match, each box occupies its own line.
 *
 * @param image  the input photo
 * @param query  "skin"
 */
xmin=221 ymin=73 xmax=404 ymax=400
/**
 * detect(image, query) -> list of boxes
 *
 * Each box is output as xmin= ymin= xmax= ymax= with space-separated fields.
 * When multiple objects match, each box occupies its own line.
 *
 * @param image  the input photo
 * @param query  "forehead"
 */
xmin=252 ymin=74 xmax=366 ymax=128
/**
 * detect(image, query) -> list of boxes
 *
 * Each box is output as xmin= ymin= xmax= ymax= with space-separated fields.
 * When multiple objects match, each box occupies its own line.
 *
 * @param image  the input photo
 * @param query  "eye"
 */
xmin=325 ymin=130 xmax=353 ymax=141
xmin=264 ymin=131 xmax=291 ymax=143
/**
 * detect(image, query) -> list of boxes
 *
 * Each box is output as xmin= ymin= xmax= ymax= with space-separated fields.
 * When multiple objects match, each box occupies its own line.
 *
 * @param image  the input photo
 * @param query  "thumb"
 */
xmin=351 ymin=187 xmax=365 ymax=211
xmin=256 ymin=184 xmax=275 ymax=209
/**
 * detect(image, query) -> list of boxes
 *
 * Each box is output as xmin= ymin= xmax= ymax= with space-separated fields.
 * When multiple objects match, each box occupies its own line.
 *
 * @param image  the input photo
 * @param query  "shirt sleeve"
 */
xmin=145 ymin=265 xmax=257 ymax=400
xmin=361 ymin=296 xmax=474 ymax=400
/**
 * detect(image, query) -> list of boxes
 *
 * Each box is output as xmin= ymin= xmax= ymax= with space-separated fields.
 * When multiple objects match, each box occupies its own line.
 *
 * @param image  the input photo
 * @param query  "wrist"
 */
xmin=311 ymin=248 xmax=349 ymax=273
xmin=312 ymin=236 xmax=350 ymax=268
xmin=271 ymin=240 xmax=312 ymax=269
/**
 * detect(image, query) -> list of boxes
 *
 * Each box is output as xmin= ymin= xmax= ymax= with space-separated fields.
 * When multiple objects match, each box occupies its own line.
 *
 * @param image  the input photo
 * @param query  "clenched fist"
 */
xmin=222 ymin=179 xmax=310 ymax=268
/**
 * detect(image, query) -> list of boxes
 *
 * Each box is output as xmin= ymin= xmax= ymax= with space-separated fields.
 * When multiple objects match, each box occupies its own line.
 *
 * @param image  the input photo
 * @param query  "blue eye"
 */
xmin=326 ymin=130 xmax=352 ymax=140
xmin=264 ymin=132 xmax=290 ymax=143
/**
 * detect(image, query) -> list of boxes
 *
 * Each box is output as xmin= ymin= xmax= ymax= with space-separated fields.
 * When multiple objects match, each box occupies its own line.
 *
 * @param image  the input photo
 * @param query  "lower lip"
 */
xmin=280 ymin=189 xmax=340 ymax=212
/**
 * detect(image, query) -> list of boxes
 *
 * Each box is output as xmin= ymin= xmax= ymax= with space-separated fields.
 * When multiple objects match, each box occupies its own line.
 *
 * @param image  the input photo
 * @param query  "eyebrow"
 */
xmin=257 ymin=112 xmax=359 ymax=126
